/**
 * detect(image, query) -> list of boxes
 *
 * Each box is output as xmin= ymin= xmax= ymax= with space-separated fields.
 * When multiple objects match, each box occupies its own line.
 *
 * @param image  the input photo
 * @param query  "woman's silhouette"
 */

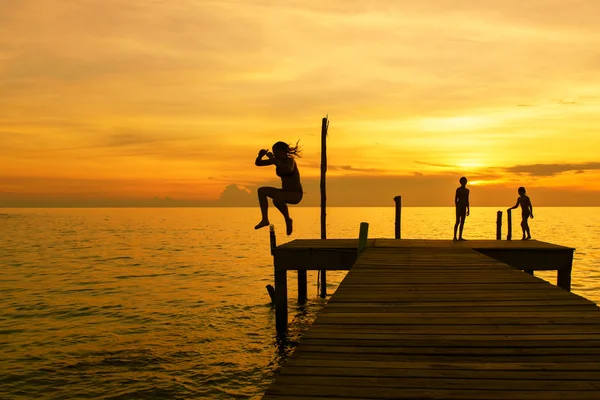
xmin=254 ymin=141 xmax=303 ymax=235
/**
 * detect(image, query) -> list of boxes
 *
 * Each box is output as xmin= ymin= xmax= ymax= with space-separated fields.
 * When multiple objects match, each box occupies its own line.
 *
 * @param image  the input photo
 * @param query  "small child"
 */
xmin=508 ymin=187 xmax=534 ymax=240
xmin=453 ymin=176 xmax=470 ymax=241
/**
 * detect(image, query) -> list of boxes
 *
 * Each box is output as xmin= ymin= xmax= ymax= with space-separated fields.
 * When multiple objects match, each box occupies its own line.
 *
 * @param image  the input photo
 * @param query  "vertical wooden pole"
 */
xmin=557 ymin=255 xmax=573 ymax=291
xmin=266 ymin=224 xmax=277 ymax=303
xmin=297 ymin=270 xmax=307 ymax=302
xmin=269 ymin=224 xmax=276 ymax=255
xmin=506 ymin=209 xmax=512 ymax=241
xmin=496 ymin=211 xmax=502 ymax=240
xmin=275 ymin=269 xmax=288 ymax=333
xmin=319 ymin=116 xmax=328 ymax=298
xmin=394 ymin=196 xmax=402 ymax=239
xmin=358 ymin=222 xmax=369 ymax=256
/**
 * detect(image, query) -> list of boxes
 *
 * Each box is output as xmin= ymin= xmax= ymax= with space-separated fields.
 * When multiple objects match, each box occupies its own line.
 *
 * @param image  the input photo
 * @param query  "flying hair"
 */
xmin=272 ymin=140 xmax=302 ymax=159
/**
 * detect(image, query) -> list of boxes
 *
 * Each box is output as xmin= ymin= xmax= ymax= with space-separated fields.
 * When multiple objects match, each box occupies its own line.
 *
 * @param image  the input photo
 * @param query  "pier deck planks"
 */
xmin=263 ymin=242 xmax=600 ymax=400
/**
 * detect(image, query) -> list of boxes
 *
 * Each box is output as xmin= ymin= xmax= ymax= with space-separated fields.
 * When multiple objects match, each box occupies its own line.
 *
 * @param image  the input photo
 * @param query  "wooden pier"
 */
xmin=263 ymin=239 xmax=600 ymax=399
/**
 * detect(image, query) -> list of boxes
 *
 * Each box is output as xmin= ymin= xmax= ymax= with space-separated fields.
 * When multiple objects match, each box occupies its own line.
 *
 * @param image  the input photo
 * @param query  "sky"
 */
xmin=1 ymin=0 xmax=600 ymax=207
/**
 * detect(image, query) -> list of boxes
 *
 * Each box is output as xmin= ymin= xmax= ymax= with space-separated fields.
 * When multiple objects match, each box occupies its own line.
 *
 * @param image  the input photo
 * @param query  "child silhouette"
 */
xmin=453 ymin=176 xmax=470 ymax=241
xmin=508 ymin=186 xmax=534 ymax=240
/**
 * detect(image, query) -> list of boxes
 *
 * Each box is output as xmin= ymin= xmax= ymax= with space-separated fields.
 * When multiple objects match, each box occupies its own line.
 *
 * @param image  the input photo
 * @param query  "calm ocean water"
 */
xmin=1 ymin=207 xmax=599 ymax=399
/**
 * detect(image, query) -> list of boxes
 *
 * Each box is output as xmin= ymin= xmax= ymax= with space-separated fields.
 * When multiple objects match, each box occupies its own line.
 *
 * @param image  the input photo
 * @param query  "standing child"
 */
xmin=508 ymin=187 xmax=534 ymax=240
xmin=454 ymin=176 xmax=470 ymax=241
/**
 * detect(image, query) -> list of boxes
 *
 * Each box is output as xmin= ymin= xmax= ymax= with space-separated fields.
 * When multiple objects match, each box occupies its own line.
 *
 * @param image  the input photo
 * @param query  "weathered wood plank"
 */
xmin=280 ymin=365 xmax=600 ymax=379
xmin=265 ymin=385 xmax=600 ymax=400
xmin=285 ymin=358 xmax=600 ymax=371
xmin=270 ymin=375 xmax=600 ymax=391
xmin=292 ymin=344 xmax=600 ymax=355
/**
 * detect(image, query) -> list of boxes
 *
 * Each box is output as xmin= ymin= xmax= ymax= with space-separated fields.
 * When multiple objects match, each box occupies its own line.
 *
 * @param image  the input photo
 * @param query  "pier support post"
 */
xmin=496 ymin=211 xmax=502 ymax=240
xmin=557 ymin=264 xmax=572 ymax=292
xmin=394 ymin=196 xmax=402 ymax=239
xmin=297 ymin=270 xmax=307 ymax=302
xmin=506 ymin=209 xmax=512 ymax=240
xmin=275 ymin=269 xmax=288 ymax=333
xmin=319 ymin=271 xmax=327 ymax=298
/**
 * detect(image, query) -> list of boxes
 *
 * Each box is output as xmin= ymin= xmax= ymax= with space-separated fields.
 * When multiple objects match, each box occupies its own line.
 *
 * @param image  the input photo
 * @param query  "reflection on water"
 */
xmin=1 ymin=207 xmax=599 ymax=399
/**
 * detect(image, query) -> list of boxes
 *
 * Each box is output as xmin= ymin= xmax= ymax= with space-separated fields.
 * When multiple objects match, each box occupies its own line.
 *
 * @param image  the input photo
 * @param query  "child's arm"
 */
xmin=466 ymin=190 xmax=470 ymax=216
xmin=508 ymin=198 xmax=520 ymax=210
xmin=454 ymin=188 xmax=459 ymax=205
xmin=529 ymin=199 xmax=534 ymax=218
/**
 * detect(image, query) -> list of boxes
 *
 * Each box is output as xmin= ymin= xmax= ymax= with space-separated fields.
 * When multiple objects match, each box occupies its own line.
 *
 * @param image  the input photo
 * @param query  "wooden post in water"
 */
xmin=266 ymin=225 xmax=277 ymax=303
xmin=557 ymin=260 xmax=572 ymax=291
xmin=394 ymin=196 xmax=402 ymax=239
xmin=506 ymin=209 xmax=512 ymax=240
xmin=358 ymin=222 xmax=369 ymax=256
xmin=496 ymin=211 xmax=502 ymax=240
xmin=319 ymin=116 xmax=328 ymax=298
xmin=269 ymin=224 xmax=276 ymax=255
xmin=297 ymin=270 xmax=307 ymax=303
xmin=274 ymin=268 xmax=287 ymax=333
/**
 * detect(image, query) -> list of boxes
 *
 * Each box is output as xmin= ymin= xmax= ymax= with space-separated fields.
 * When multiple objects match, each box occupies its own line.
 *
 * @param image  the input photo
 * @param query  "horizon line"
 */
xmin=3 ymin=205 xmax=600 ymax=209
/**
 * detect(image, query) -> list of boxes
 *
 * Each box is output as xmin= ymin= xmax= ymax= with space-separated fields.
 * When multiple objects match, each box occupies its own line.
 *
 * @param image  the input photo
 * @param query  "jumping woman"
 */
xmin=254 ymin=141 xmax=303 ymax=235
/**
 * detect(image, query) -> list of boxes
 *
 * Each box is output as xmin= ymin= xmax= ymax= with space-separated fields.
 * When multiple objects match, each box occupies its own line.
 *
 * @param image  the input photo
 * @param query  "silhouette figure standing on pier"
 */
xmin=454 ymin=176 xmax=470 ymax=241
xmin=508 ymin=186 xmax=533 ymax=240
xmin=254 ymin=141 xmax=303 ymax=235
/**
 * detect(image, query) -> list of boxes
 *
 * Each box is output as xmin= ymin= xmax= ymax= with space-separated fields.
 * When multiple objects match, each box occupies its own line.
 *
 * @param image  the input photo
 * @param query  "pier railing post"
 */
xmin=358 ymin=222 xmax=369 ymax=256
xmin=394 ymin=196 xmax=401 ymax=239
xmin=496 ymin=211 xmax=502 ymax=240
xmin=506 ymin=209 xmax=512 ymax=241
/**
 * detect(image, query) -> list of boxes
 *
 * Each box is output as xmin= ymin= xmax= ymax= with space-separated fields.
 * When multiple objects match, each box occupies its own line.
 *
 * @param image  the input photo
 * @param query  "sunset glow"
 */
xmin=1 ymin=0 xmax=600 ymax=207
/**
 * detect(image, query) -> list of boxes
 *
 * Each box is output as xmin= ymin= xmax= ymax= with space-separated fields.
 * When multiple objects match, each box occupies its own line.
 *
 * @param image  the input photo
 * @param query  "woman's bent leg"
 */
xmin=255 ymin=186 xmax=279 ymax=229
xmin=273 ymin=191 xmax=303 ymax=235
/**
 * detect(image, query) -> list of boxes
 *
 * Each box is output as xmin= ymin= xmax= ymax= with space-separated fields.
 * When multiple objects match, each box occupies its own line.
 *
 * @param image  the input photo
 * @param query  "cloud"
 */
xmin=216 ymin=184 xmax=255 ymax=206
xmin=329 ymin=165 xmax=387 ymax=173
xmin=302 ymin=162 xmax=388 ymax=173
xmin=503 ymin=162 xmax=600 ymax=177
xmin=3 ymin=170 xmax=600 ymax=207
xmin=415 ymin=161 xmax=459 ymax=168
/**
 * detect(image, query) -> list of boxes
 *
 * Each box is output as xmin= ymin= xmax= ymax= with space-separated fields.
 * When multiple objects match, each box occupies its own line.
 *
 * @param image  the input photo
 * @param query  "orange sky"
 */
xmin=1 ymin=0 xmax=600 ymax=207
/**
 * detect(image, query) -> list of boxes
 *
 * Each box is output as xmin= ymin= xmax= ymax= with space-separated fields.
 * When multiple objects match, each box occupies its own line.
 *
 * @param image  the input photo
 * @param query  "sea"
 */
xmin=1 ymin=207 xmax=599 ymax=399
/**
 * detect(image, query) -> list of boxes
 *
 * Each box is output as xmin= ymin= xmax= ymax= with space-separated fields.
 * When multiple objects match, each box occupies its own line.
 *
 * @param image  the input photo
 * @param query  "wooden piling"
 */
xmin=297 ymin=270 xmax=307 ymax=302
xmin=274 ymin=269 xmax=287 ymax=333
xmin=557 ymin=264 xmax=572 ymax=291
xmin=357 ymin=222 xmax=369 ymax=255
xmin=319 ymin=116 xmax=328 ymax=298
xmin=496 ymin=211 xmax=502 ymax=240
xmin=394 ymin=196 xmax=401 ymax=239
xmin=269 ymin=224 xmax=276 ymax=255
xmin=265 ymin=284 xmax=275 ymax=303
xmin=506 ymin=209 xmax=512 ymax=240
xmin=267 ymin=224 xmax=277 ymax=304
